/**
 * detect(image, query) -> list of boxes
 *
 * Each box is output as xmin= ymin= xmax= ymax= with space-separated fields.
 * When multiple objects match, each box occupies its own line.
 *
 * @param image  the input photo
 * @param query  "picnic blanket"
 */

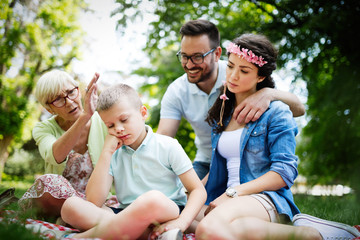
xmin=1 ymin=209 xmax=359 ymax=240
xmin=20 ymin=218 xmax=360 ymax=240
xmin=5 ymin=214 xmax=360 ymax=240
xmin=0 ymin=210 xmax=196 ymax=240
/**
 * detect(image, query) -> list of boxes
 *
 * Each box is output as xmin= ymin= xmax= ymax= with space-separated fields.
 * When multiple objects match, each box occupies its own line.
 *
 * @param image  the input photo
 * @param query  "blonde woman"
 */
xmin=19 ymin=70 xmax=109 ymax=219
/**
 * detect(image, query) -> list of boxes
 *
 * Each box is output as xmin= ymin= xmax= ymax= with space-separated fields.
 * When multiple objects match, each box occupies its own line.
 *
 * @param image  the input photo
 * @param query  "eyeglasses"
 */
xmin=176 ymin=48 xmax=216 ymax=65
xmin=48 ymin=87 xmax=79 ymax=108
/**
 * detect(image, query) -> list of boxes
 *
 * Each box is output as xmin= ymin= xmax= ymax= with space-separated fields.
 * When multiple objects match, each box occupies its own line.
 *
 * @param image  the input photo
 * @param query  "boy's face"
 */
xmin=99 ymin=99 xmax=148 ymax=150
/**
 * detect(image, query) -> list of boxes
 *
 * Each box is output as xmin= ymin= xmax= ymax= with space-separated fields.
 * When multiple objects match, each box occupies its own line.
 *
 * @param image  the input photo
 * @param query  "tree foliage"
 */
xmin=113 ymin=0 xmax=360 ymax=196
xmin=0 ymin=0 xmax=86 ymax=179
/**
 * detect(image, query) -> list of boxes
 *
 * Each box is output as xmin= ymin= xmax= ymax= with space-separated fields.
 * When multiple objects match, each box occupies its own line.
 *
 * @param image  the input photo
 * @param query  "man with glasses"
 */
xmin=157 ymin=19 xmax=305 ymax=181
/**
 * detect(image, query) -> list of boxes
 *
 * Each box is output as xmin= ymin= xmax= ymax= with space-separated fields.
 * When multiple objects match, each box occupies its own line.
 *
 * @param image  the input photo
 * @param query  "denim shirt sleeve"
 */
xmin=266 ymin=102 xmax=299 ymax=188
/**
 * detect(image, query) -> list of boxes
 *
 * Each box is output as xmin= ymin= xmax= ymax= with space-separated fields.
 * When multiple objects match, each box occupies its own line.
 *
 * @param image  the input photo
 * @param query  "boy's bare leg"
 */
xmin=61 ymin=196 xmax=114 ymax=231
xmin=62 ymin=190 xmax=180 ymax=240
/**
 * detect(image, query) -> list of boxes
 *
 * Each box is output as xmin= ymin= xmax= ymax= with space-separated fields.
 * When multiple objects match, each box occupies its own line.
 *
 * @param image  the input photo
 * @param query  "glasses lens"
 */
xmin=176 ymin=52 xmax=182 ymax=62
xmin=191 ymin=54 xmax=204 ymax=64
xmin=68 ymin=87 xmax=79 ymax=100
xmin=52 ymin=98 xmax=65 ymax=108
xmin=179 ymin=55 xmax=188 ymax=64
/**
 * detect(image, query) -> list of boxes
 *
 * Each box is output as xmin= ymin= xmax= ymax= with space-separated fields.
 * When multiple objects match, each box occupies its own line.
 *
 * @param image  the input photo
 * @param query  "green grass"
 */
xmin=0 ymin=174 xmax=35 ymax=198
xmin=0 ymin=175 xmax=44 ymax=239
xmin=294 ymin=193 xmax=360 ymax=226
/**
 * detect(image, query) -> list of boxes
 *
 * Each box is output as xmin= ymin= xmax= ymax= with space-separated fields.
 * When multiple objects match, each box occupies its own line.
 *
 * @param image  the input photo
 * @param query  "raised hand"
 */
xmin=83 ymin=73 xmax=100 ymax=117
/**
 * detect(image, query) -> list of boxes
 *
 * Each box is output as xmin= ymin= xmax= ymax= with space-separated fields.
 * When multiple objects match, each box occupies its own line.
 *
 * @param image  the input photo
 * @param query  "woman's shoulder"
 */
xmin=266 ymin=100 xmax=293 ymax=117
xmin=33 ymin=115 xmax=59 ymax=131
xmin=254 ymin=101 xmax=295 ymax=126
xmin=90 ymin=111 xmax=102 ymax=123
xmin=268 ymin=100 xmax=291 ymax=111
xmin=266 ymin=101 xmax=297 ymax=127
xmin=32 ymin=116 xmax=63 ymax=141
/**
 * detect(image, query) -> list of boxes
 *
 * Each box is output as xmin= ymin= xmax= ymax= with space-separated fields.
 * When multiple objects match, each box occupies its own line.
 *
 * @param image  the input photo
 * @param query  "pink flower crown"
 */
xmin=226 ymin=42 xmax=268 ymax=67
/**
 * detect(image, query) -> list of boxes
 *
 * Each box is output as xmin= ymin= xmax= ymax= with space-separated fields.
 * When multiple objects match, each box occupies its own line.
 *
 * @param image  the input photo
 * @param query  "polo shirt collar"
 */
xmin=122 ymin=125 xmax=153 ymax=152
xmin=212 ymin=76 xmax=224 ymax=93
xmin=188 ymin=76 xmax=222 ymax=95
xmin=140 ymin=125 xmax=153 ymax=147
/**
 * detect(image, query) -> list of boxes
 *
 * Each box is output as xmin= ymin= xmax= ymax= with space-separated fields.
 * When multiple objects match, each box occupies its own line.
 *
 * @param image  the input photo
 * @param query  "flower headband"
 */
xmin=226 ymin=42 xmax=268 ymax=67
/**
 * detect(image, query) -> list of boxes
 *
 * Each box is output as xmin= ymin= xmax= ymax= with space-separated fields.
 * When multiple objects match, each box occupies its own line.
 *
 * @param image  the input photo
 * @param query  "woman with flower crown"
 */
xmin=194 ymin=34 xmax=360 ymax=240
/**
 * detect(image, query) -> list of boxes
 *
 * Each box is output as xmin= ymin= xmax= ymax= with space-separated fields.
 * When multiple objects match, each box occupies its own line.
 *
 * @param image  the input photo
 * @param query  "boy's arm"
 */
xmin=233 ymin=88 xmax=305 ymax=124
xmin=85 ymin=134 xmax=119 ymax=207
xmin=177 ymin=169 xmax=207 ymax=231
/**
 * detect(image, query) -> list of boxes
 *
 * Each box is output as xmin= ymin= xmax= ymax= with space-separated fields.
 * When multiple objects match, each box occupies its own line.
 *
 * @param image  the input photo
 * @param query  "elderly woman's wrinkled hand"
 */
xmin=84 ymin=73 xmax=100 ymax=117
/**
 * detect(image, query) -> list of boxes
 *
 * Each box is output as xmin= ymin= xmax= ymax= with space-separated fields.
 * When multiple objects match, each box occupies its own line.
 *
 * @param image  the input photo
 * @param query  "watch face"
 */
xmin=226 ymin=188 xmax=236 ymax=197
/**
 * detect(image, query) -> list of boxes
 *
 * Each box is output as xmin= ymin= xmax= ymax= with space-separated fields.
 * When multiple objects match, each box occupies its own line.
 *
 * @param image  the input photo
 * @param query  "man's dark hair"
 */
xmin=180 ymin=19 xmax=220 ymax=48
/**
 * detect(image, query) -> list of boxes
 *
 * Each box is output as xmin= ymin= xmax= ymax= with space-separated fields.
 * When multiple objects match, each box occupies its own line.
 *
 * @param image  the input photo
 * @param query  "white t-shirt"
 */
xmin=217 ymin=128 xmax=244 ymax=188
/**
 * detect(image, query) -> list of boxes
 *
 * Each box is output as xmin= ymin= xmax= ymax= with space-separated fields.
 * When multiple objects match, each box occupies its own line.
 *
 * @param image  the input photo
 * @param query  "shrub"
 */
xmin=4 ymin=149 xmax=44 ymax=177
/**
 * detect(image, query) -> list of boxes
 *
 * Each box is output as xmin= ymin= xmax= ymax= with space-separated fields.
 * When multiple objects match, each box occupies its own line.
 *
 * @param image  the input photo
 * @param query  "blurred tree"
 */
xmin=0 ymin=0 xmax=86 ymax=180
xmin=113 ymin=0 xmax=360 ymax=197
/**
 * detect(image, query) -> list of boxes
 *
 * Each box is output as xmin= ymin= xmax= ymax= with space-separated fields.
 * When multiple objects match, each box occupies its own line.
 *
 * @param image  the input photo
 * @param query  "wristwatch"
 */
xmin=225 ymin=187 xmax=238 ymax=198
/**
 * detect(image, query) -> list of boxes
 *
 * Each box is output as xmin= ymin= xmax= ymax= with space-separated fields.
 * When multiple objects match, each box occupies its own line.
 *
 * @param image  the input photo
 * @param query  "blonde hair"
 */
xmin=97 ymin=83 xmax=142 ymax=112
xmin=35 ymin=70 xmax=78 ymax=108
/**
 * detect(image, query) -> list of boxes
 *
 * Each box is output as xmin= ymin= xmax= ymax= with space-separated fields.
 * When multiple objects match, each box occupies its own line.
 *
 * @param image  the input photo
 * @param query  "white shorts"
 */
xmin=250 ymin=193 xmax=280 ymax=223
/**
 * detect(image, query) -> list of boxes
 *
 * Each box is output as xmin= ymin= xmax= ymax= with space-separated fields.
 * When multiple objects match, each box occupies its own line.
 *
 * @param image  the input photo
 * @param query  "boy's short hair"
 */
xmin=35 ymin=70 xmax=78 ymax=108
xmin=97 ymin=83 xmax=142 ymax=111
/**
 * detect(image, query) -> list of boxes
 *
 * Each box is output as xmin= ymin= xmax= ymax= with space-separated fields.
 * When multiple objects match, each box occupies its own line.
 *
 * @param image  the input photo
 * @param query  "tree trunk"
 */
xmin=0 ymin=135 xmax=13 ymax=182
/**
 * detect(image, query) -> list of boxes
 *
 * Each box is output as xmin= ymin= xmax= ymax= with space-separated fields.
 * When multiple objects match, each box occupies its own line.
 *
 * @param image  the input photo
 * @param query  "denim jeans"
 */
xmin=192 ymin=161 xmax=210 ymax=180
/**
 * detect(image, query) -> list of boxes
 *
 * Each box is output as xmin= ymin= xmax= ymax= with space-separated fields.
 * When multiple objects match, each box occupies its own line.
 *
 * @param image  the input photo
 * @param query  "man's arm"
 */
xmin=157 ymin=118 xmax=181 ymax=138
xmin=233 ymin=88 xmax=305 ymax=124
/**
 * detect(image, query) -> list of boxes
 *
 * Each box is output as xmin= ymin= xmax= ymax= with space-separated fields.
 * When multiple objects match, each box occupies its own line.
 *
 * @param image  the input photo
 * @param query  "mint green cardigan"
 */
xmin=32 ymin=112 xmax=108 ymax=175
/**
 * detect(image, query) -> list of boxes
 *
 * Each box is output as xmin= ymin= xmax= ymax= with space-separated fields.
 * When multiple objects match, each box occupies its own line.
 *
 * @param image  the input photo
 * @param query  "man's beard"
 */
xmin=186 ymin=61 xmax=215 ymax=84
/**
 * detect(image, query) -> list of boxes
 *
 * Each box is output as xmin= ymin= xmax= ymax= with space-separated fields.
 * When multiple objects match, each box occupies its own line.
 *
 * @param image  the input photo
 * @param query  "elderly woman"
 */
xmin=19 ymin=70 xmax=108 ymax=219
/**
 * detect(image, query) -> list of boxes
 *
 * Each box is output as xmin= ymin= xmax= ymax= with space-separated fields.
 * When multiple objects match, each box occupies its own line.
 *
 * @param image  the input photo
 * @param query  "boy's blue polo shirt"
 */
xmin=109 ymin=125 xmax=193 ymax=209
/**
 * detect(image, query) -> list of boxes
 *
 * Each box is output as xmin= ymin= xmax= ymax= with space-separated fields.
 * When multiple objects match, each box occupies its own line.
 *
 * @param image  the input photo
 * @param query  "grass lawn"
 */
xmin=294 ymin=193 xmax=360 ymax=226
xmin=1 ymin=175 xmax=359 ymax=239
xmin=1 ymin=175 xmax=43 ymax=239
xmin=1 ymin=175 xmax=35 ymax=198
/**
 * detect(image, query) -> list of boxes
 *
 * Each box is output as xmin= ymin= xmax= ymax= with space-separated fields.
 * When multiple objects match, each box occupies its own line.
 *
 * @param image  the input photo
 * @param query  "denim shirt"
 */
xmin=205 ymin=101 xmax=300 ymax=220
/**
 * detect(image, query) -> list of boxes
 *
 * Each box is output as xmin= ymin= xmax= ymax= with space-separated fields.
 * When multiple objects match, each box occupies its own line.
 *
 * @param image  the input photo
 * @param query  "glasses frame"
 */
xmin=176 ymin=48 xmax=216 ymax=65
xmin=48 ymin=87 xmax=79 ymax=108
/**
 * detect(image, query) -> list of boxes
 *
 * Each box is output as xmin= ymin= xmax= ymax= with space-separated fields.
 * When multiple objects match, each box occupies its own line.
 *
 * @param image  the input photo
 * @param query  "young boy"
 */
xmin=60 ymin=83 xmax=206 ymax=240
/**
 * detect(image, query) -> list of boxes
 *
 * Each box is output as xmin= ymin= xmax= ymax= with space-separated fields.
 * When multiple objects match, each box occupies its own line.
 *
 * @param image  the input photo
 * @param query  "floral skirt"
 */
xmin=18 ymin=174 xmax=85 ymax=210
xmin=18 ymin=150 xmax=118 ymax=210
